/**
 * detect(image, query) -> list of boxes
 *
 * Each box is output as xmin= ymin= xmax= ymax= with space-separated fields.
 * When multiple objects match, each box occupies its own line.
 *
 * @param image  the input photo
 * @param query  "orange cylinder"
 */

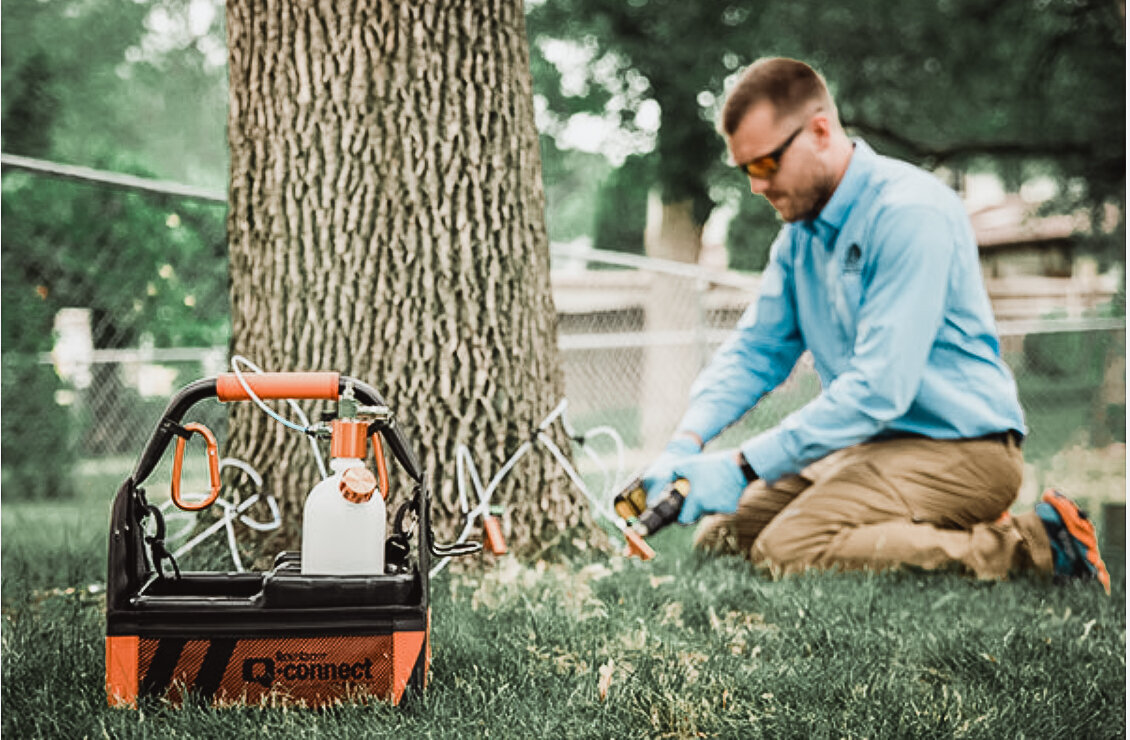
xmin=331 ymin=419 xmax=369 ymax=459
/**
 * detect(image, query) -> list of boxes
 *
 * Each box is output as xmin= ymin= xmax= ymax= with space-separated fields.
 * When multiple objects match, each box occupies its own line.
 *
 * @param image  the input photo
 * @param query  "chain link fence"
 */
xmin=1 ymin=174 xmax=1124 ymax=517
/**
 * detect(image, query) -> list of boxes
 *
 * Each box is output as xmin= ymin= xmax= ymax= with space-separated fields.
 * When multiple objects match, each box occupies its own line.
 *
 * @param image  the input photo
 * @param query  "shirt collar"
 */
xmin=803 ymin=138 xmax=874 ymax=240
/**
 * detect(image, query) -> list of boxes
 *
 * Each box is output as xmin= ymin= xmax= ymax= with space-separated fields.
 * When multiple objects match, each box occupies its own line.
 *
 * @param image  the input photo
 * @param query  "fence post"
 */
xmin=640 ymin=272 xmax=699 ymax=451
xmin=52 ymin=308 xmax=93 ymax=390
xmin=1091 ymin=328 xmax=1126 ymax=446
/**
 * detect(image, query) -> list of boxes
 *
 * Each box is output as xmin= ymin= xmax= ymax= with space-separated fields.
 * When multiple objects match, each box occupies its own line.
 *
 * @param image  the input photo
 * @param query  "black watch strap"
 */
xmin=737 ymin=453 xmax=758 ymax=483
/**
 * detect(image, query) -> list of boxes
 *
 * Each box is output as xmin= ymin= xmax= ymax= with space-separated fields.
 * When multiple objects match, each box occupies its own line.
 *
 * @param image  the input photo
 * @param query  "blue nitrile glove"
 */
xmin=670 ymin=449 xmax=748 ymax=525
xmin=641 ymin=435 xmax=702 ymax=502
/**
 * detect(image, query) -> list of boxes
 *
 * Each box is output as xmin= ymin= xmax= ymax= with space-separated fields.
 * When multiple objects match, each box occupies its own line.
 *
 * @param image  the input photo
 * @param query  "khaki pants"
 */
xmin=695 ymin=435 xmax=1052 ymax=580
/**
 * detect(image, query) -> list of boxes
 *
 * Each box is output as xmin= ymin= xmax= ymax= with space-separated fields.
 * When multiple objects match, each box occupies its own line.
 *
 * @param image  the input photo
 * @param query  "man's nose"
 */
xmin=748 ymin=175 xmax=770 ymax=195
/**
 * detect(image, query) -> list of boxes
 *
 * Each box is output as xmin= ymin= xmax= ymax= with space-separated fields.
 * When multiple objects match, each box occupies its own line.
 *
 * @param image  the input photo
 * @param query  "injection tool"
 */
xmin=614 ymin=476 xmax=691 ymax=539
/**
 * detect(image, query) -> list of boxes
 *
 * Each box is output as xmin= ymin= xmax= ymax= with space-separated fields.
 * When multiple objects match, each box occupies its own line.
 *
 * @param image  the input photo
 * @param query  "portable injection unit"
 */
xmin=105 ymin=371 xmax=477 ymax=708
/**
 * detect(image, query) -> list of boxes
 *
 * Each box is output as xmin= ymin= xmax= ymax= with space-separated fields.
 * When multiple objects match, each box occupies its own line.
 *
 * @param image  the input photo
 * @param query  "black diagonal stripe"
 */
xmin=405 ymin=639 xmax=428 ymax=698
xmin=140 ymin=638 xmax=187 ymax=697
xmin=393 ymin=634 xmax=429 ymax=705
xmin=192 ymin=639 xmax=237 ymax=703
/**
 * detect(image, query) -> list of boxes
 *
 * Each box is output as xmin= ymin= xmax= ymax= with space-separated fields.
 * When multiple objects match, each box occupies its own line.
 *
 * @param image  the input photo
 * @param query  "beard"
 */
xmin=767 ymin=170 xmax=838 ymax=223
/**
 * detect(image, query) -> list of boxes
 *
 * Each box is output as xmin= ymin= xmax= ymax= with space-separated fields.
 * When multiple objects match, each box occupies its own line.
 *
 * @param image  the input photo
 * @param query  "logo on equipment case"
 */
xmin=242 ymin=657 xmax=274 ymax=687
xmin=241 ymin=653 xmax=377 ymax=689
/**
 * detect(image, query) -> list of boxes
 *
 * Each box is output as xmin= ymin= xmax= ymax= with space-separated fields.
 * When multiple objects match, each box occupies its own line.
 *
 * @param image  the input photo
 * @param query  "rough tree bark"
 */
xmin=224 ymin=0 xmax=583 ymax=553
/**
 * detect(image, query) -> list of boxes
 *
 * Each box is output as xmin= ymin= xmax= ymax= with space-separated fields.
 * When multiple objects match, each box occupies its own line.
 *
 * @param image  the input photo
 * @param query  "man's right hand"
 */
xmin=641 ymin=434 xmax=702 ymax=503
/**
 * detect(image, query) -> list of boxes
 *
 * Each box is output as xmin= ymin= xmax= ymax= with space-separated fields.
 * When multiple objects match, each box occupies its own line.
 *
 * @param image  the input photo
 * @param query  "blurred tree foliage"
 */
xmin=1 ymin=170 xmax=228 ymax=493
xmin=2 ymin=0 xmax=229 ymax=497
xmin=726 ymin=194 xmax=780 ymax=274
xmin=2 ymin=0 xmax=228 ymax=187
xmin=529 ymin=0 xmax=748 ymax=256
xmin=1 ymin=175 xmax=229 ymax=349
xmin=2 ymin=0 xmax=232 ymax=351
xmin=528 ymin=0 xmax=1125 ymax=270
xmin=593 ymin=153 xmax=653 ymax=255
xmin=540 ymin=134 xmax=613 ymax=244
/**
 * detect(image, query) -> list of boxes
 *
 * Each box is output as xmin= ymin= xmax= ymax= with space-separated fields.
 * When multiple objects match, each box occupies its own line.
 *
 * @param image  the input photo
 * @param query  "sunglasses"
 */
xmin=735 ymin=123 xmax=804 ymax=180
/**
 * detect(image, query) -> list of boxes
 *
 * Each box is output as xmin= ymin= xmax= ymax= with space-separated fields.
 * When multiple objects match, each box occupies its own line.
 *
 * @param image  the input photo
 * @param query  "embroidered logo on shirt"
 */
xmin=843 ymin=243 xmax=863 ymax=273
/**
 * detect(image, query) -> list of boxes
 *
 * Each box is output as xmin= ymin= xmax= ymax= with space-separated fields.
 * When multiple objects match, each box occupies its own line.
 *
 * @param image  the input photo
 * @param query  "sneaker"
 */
xmin=1036 ymin=489 xmax=1111 ymax=595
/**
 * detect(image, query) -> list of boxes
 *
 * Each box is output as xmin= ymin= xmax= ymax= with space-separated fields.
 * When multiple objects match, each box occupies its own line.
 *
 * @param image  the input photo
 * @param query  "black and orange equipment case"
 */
xmin=106 ymin=372 xmax=473 ymax=708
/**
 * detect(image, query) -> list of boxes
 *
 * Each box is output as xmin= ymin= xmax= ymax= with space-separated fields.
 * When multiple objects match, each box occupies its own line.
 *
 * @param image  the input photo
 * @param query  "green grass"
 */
xmin=2 ymin=484 xmax=1125 ymax=739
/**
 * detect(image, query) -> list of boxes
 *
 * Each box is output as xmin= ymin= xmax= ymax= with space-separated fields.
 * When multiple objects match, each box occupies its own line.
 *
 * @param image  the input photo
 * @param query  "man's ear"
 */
xmin=809 ymin=112 xmax=834 ymax=149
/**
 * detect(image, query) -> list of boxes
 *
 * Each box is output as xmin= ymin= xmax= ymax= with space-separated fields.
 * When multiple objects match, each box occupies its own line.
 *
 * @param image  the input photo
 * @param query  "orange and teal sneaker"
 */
xmin=1036 ymin=489 xmax=1111 ymax=596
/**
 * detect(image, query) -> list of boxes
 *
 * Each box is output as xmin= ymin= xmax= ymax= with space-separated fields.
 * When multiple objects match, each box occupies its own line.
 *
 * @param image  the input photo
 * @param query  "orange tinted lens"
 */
xmin=742 ymin=157 xmax=777 ymax=179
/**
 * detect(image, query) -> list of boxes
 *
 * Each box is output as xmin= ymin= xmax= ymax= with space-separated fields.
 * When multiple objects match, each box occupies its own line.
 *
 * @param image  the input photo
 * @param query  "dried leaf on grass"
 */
xmin=469 ymin=559 xmax=608 ymax=620
xmin=597 ymin=659 xmax=615 ymax=701
xmin=676 ymin=650 xmax=709 ymax=684
xmin=660 ymin=601 xmax=684 ymax=627
xmin=580 ymin=563 xmax=613 ymax=581
xmin=707 ymin=606 xmax=777 ymax=656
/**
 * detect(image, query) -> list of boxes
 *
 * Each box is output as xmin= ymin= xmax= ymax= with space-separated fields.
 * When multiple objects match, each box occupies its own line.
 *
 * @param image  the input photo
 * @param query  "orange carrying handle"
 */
xmin=216 ymin=372 xmax=340 ymax=402
xmin=171 ymin=422 xmax=222 ymax=511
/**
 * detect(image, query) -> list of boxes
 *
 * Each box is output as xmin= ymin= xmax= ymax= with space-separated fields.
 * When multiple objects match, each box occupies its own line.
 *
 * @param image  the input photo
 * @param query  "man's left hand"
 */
xmin=670 ymin=450 xmax=750 ymax=525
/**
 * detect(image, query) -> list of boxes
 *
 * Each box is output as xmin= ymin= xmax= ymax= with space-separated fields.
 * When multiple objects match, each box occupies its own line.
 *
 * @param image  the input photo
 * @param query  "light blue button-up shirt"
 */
xmin=678 ymin=139 xmax=1026 ymax=483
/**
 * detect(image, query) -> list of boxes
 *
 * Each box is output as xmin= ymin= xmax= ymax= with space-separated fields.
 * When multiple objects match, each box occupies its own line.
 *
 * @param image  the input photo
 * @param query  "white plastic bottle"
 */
xmin=301 ymin=420 xmax=386 ymax=575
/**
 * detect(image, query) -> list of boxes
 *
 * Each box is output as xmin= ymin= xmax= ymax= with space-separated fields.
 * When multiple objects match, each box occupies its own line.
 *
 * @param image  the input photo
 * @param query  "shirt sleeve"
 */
xmin=739 ymin=204 xmax=956 ymax=482
xmin=675 ymin=231 xmax=805 ymax=444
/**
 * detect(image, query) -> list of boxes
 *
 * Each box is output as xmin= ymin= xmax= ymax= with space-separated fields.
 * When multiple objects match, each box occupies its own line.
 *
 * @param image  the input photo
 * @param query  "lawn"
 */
xmin=2 ymin=473 xmax=1125 ymax=739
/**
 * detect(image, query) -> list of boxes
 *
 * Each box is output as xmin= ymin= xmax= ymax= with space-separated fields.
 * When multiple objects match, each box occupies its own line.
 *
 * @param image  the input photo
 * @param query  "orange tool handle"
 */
xmin=483 ymin=515 xmax=508 ymax=555
xmin=623 ymin=527 xmax=656 ymax=561
xmin=369 ymin=432 xmax=390 ymax=500
xmin=215 ymin=372 xmax=340 ymax=402
xmin=171 ymin=422 xmax=222 ymax=511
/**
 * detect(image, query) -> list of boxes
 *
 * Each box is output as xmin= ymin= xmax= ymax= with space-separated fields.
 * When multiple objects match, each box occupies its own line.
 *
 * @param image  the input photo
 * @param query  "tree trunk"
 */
xmin=641 ymin=194 xmax=706 ymax=451
xmin=225 ymin=0 xmax=582 ymax=554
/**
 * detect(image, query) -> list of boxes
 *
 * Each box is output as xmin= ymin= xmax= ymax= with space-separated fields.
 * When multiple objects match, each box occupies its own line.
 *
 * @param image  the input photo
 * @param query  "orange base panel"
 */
xmin=107 ymin=628 xmax=428 ymax=709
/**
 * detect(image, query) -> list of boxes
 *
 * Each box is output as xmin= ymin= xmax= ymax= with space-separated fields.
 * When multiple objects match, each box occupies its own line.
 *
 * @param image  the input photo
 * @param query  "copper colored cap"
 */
xmin=340 ymin=467 xmax=378 ymax=503
xmin=331 ymin=419 xmax=368 ymax=459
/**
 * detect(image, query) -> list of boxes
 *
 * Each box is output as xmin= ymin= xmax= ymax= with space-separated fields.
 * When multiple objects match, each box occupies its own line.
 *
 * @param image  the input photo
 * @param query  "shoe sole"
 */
xmin=1042 ymin=489 xmax=1111 ymax=596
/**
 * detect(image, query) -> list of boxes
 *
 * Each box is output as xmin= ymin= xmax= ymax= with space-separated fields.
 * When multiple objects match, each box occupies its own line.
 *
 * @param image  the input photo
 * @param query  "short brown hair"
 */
xmin=721 ymin=57 xmax=834 ymax=136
